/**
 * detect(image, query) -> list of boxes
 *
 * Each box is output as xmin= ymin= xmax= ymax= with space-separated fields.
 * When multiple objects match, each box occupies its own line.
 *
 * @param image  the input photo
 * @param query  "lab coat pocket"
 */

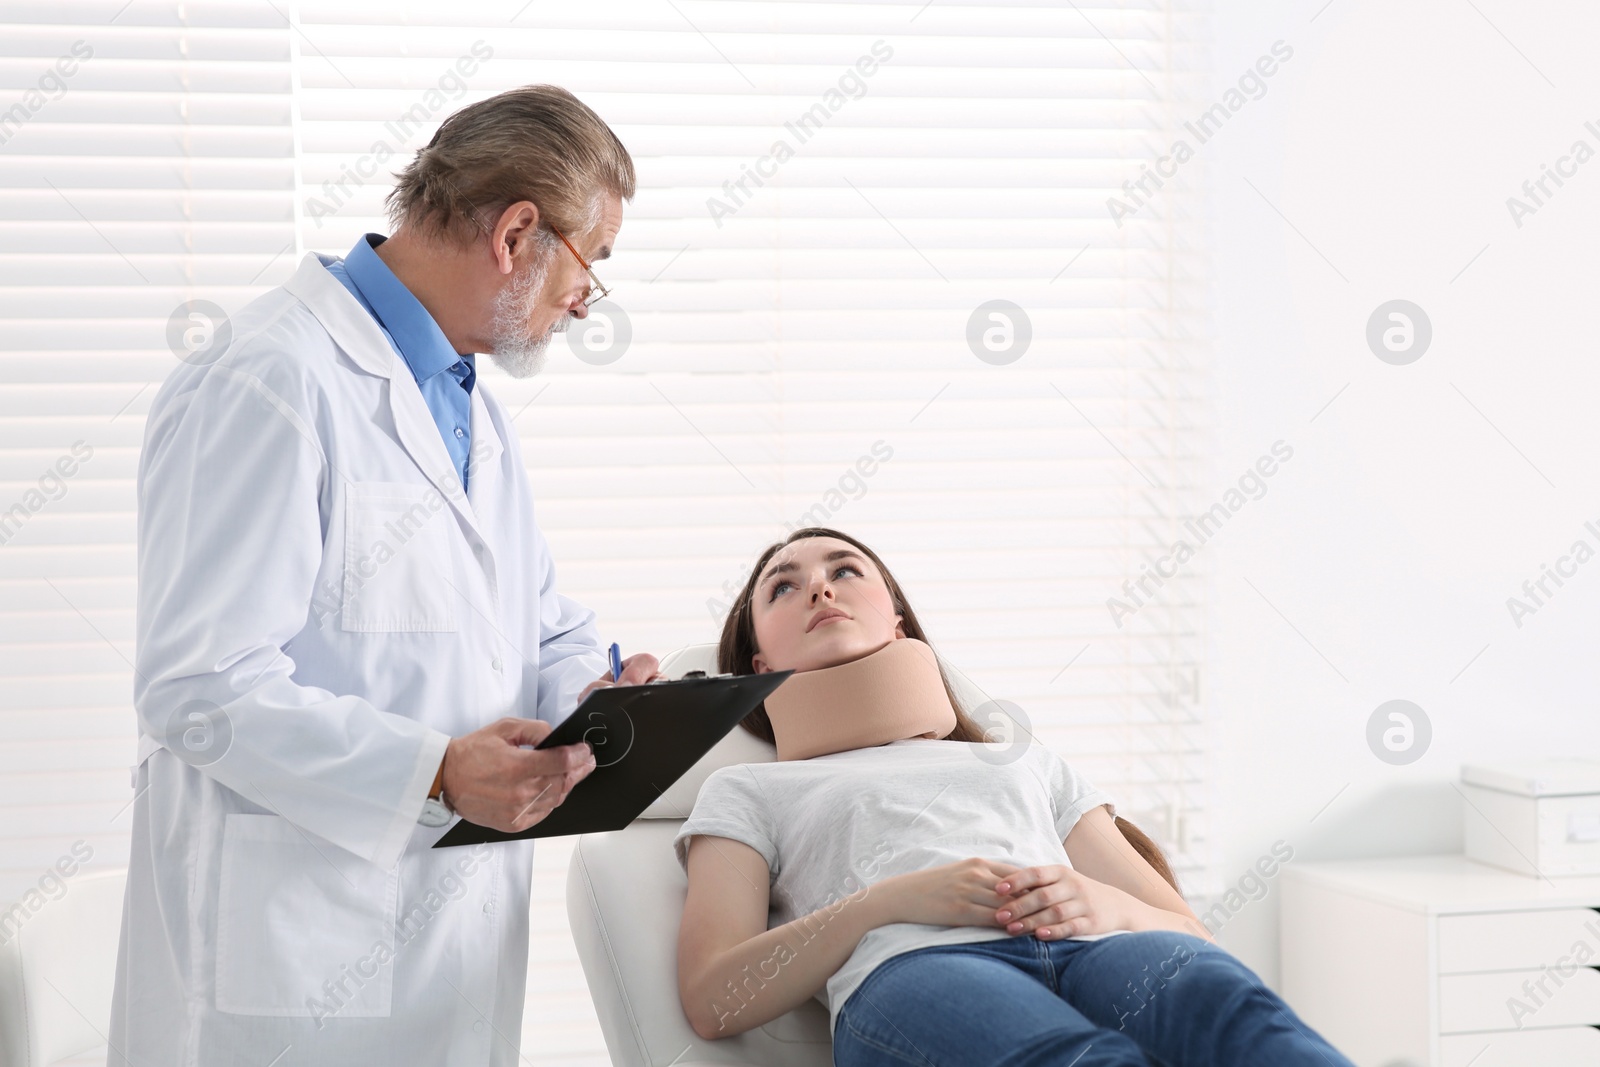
xmin=215 ymin=813 xmax=400 ymax=1017
xmin=341 ymin=481 xmax=458 ymax=632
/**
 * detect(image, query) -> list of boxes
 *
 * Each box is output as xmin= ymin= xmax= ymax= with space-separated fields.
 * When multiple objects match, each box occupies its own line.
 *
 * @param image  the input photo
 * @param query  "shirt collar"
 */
xmin=341 ymin=233 xmax=470 ymax=382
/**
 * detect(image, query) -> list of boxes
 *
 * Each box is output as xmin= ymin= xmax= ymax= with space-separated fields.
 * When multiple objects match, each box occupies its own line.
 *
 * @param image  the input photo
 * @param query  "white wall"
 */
xmin=1203 ymin=0 xmax=1600 ymax=980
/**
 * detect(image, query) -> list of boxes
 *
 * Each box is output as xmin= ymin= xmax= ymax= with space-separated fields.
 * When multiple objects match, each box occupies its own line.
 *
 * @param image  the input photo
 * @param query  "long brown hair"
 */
xmin=716 ymin=526 xmax=1180 ymax=893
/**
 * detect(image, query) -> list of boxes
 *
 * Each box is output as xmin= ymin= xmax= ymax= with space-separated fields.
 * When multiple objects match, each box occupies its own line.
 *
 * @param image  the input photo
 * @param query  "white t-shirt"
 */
xmin=672 ymin=737 xmax=1121 ymax=1040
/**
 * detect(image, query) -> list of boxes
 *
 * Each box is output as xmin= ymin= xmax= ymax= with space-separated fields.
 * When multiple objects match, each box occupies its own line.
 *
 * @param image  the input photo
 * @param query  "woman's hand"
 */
xmin=876 ymin=857 xmax=1024 ymax=929
xmin=992 ymin=864 xmax=1139 ymax=939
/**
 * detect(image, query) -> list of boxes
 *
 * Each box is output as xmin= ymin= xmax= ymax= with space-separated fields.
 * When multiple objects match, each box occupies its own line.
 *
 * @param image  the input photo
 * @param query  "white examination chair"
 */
xmin=0 ymin=869 xmax=125 ymax=1067
xmin=566 ymin=642 xmax=1018 ymax=1067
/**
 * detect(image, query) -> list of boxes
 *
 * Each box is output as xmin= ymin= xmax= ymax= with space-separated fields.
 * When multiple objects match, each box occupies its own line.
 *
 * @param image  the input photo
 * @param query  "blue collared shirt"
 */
xmin=326 ymin=233 xmax=476 ymax=493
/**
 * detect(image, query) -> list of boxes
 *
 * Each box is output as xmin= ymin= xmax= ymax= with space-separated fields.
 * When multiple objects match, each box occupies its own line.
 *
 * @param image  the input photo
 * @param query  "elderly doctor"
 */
xmin=109 ymin=85 xmax=657 ymax=1065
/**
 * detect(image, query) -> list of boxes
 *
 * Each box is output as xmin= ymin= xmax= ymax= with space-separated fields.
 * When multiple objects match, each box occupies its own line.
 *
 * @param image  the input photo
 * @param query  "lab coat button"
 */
xmin=491 ymin=657 xmax=503 ymax=671
xmin=482 ymin=902 xmax=495 ymax=914
xmin=473 ymin=1019 xmax=484 ymax=1032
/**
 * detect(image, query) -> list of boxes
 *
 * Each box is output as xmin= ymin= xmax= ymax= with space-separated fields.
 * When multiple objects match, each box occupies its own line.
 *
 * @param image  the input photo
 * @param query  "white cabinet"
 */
xmin=1282 ymin=854 xmax=1600 ymax=1067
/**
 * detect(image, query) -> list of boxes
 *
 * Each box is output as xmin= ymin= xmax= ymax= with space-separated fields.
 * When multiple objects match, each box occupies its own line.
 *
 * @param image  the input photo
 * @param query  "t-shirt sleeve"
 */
xmin=1039 ymin=747 xmax=1118 ymax=841
xmin=672 ymin=765 xmax=779 ymax=878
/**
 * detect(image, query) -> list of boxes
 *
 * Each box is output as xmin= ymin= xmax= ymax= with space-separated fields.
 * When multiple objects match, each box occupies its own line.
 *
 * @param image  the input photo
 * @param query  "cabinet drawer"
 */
xmin=1441 ymin=1025 xmax=1600 ymax=1067
xmin=1440 ymin=967 xmax=1600 ymax=1033
xmin=1438 ymin=908 xmax=1600 ymax=973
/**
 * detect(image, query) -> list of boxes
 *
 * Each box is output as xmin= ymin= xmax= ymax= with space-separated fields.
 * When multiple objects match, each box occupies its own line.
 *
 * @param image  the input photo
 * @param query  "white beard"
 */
xmin=484 ymin=247 xmax=568 ymax=379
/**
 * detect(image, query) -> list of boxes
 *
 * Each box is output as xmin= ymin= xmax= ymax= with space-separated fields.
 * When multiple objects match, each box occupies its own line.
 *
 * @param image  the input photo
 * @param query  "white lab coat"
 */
xmin=108 ymin=251 xmax=609 ymax=1066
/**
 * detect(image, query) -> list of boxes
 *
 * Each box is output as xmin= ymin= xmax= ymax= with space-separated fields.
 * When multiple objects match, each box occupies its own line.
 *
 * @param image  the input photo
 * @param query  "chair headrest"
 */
xmin=638 ymin=641 xmax=1024 ymax=819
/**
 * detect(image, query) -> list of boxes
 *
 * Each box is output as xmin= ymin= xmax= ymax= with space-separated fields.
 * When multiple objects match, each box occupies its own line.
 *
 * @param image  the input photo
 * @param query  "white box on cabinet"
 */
xmin=1461 ymin=758 xmax=1600 ymax=878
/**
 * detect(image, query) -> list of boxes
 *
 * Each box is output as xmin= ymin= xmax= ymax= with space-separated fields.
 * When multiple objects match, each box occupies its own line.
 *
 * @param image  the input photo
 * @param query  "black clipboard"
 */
xmin=432 ymin=669 xmax=793 ymax=846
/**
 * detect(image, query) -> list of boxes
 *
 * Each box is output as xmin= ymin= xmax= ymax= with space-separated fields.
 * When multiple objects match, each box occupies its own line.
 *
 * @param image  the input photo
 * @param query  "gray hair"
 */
xmin=387 ymin=84 xmax=636 ymax=248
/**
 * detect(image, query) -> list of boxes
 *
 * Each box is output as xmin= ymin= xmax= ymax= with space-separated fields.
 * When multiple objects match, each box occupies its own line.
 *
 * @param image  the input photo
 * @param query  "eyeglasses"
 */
xmin=549 ymin=224 xmax=611 ymax=308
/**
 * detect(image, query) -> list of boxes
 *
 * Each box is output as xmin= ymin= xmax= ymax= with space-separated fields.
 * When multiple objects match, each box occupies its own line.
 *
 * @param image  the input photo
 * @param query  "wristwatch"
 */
xmin=418 ymin=758 xmax=454 ymax=827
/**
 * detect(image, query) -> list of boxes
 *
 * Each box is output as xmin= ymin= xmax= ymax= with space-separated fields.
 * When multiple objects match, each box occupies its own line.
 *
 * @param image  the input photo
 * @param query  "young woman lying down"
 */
xmin=674 ymin=527 xmax=1355 ymax=1067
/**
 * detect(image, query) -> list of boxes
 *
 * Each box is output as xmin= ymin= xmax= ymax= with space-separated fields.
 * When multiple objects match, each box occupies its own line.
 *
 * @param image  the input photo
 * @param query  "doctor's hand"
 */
xmin=576 ymin=652 xmax=664 ymax=706
xmin=439 ymin=718 xmax=598 ymax=834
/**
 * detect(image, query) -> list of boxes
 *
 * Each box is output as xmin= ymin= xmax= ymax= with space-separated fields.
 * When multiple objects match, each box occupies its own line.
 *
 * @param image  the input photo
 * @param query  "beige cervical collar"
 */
xmin=763 ymin=637 xmax=958 ymax=761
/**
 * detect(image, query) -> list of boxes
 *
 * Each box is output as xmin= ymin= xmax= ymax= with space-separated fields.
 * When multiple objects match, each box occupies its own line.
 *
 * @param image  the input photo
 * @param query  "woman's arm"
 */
xmin=1064 ymin=804 xmax=1214 ymax=942
xmin=677 ymin=834 xmax=897 ymax=1040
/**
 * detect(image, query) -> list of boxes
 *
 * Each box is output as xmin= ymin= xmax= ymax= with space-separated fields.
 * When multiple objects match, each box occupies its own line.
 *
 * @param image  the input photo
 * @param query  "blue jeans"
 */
xmin=833 ymin=931 xmax=1354 ymax=1067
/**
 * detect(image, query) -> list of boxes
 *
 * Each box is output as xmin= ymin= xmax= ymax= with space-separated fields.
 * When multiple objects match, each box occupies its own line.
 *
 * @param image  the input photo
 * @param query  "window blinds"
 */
xmin=1 ymin=1 xmax=1211 ymax=1061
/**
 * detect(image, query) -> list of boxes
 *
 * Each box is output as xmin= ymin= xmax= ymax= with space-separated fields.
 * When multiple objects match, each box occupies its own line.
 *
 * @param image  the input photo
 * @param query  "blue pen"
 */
xmin=608 ymin=642 xmax=623 ymax=682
